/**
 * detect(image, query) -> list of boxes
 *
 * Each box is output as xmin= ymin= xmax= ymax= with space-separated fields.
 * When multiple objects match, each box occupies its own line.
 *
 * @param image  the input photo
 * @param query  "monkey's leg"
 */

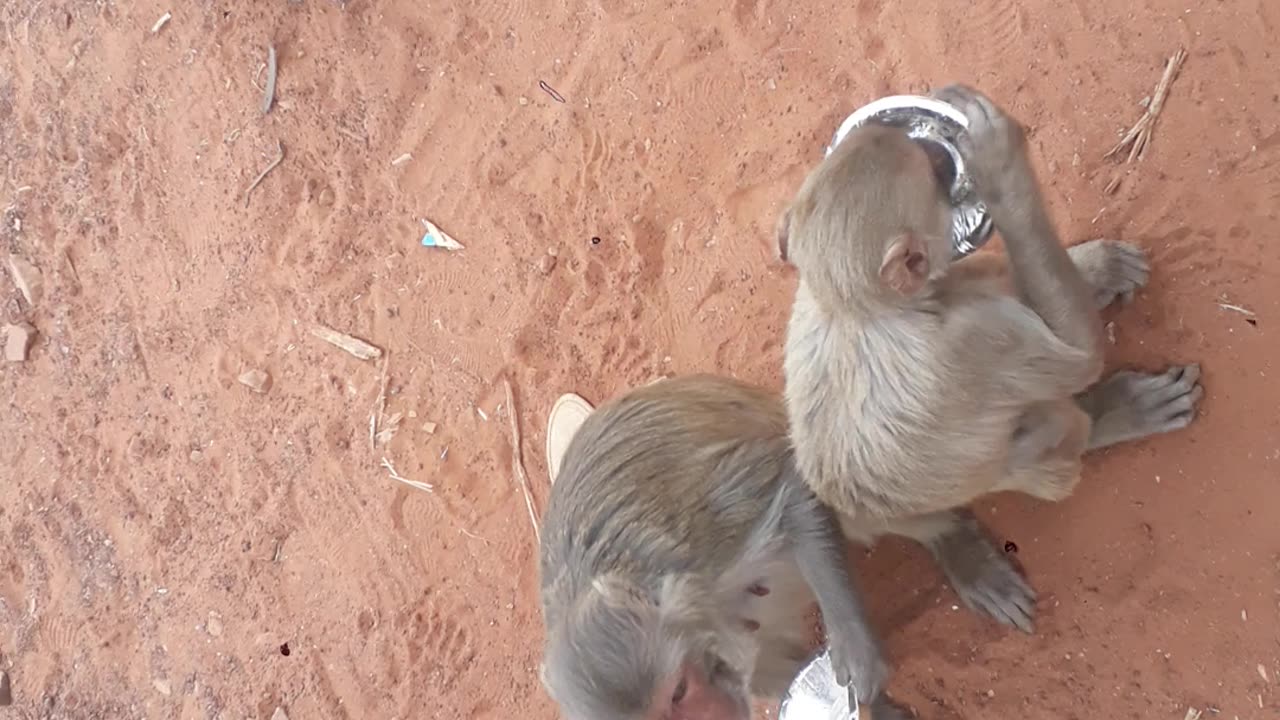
xmin=866 ymin=510 xmax=1036 ymax=633
xmin=999 ymin=400 xmax=1090 ymax=502
xmin=1076 ymin=364 xmax=1203 ymax=450
xmin=1066 ymin=239 xmax=1150 ymax=309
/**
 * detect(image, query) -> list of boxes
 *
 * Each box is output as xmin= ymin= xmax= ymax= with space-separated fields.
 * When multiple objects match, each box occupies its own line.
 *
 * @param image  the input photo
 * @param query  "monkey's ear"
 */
xmin=775 ymin=207 xmax=792 ymax=263
xmin=880 ymin=234 xmax=930 ymax=295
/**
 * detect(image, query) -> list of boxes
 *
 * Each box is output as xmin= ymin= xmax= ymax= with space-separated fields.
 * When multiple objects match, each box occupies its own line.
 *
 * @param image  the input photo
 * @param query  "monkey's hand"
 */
xmin=827 ymin=630 xmax=889 ymax=708
xmin=932 ymin=84 xmax=1031 ymax=209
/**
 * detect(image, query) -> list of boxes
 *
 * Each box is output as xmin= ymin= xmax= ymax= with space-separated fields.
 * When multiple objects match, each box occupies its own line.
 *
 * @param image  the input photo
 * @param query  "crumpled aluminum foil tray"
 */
xmin=826 ymin=94 xmax=994 ymax=258
xmin=777 ymin=649 xmax=860 ymax=720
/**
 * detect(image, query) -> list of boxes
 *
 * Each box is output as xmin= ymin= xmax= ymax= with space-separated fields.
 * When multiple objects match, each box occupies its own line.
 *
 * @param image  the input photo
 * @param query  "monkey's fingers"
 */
xmin=1135 ymin=364 xmax=1201 ymax=409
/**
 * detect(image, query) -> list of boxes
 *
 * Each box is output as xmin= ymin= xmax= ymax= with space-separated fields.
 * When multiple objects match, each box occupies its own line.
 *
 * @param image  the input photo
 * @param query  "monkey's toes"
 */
xmin=952 ymin=562 xmax=1037 ymax=634
xmin=1136 ymin=364 xmax=1204 ymax=430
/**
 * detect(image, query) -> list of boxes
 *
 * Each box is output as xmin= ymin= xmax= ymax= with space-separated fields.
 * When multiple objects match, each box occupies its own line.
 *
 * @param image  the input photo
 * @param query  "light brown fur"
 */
xmin=781 ymin=87 xmax=1203 ymax=601
xmin=539 ymin=376 xmax=904 ymax=720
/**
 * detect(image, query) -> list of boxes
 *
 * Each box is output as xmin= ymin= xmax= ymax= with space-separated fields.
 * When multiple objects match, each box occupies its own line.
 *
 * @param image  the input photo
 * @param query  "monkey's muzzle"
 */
xmin=827 ymin=95 xmax=994 ymax=258
xmin=777 ymin=650 xmax=862 ymax=720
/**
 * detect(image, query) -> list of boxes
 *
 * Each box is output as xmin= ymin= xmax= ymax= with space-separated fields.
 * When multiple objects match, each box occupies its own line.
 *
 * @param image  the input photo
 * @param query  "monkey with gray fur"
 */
xmin=779 ymin=85 xmax=1203 ymax=631
xmin=539 ymin=375 xmax=915 ymax=720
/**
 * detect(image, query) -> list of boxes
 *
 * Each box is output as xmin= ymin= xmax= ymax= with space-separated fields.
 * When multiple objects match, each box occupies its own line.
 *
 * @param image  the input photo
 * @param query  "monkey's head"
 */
xmin=777 ymin=124 xmax=956 ymax=303
xmin=542 ymin=573 xmax=755 ymax=720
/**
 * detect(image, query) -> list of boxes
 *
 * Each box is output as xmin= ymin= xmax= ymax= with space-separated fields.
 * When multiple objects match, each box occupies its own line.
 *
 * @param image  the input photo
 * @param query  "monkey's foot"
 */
xmin=930 ymin=520 xmax=1036 ymax=633
xmin=1067 ymin=239 xmax=1150 ymax=309
xmin=1079 ymin=364 xmax=1203 ymax=450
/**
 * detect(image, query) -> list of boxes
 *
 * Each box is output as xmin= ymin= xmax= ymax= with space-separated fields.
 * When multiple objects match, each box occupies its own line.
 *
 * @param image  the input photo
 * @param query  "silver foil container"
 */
xmin=777 ymin=650 xmax=860 ymax=720
xmin=825 ymin=95 xmax=994 ymax=258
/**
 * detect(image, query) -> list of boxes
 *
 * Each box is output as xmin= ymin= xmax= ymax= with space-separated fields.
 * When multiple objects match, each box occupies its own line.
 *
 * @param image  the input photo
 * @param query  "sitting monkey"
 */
xmin=539 ymin=375 xmax=927 ymax=720
xmin=780 ymin=85 xmax=1202 ymax=630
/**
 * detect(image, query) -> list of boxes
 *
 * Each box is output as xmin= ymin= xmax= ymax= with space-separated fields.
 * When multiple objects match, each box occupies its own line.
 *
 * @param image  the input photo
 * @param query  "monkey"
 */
xmin=539 ymin=375 xmax=924 ymax=720
xmin=778 ymin=85 xmax=1204 ymax=632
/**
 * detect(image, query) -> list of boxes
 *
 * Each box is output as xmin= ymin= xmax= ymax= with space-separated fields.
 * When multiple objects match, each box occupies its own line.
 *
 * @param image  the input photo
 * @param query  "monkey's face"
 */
xmin=542 ymin=576 xmax=754 ymax=720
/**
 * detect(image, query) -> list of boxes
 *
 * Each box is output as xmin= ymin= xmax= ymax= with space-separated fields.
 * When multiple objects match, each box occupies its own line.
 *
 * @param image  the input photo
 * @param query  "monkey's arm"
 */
xmin=990 ymin=179 xmax=1102 ymax=374
xmin=939 ymin=85 xmax=1103 ymax=386
xmin=780 ymin=470 xmax=887 ymax=705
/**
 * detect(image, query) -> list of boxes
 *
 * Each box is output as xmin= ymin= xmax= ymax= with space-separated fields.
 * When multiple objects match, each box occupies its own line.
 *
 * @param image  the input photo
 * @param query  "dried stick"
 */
xmin=1105 ymin=48 xmax=1187 ymax=162
xmin=244 ymin=140 xmax=285 ymax=207
xmin=503 ymin=377 xmax=540 ymax=542
xmin=381 ymin=457 xmax=433 ymax=493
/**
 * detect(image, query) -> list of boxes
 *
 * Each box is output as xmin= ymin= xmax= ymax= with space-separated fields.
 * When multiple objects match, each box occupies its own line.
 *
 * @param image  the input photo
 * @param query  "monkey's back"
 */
xmin=539 ymin=374 xmax=791 ymax=624
xmin=784 ymin=285 xmax=1015 ymax=519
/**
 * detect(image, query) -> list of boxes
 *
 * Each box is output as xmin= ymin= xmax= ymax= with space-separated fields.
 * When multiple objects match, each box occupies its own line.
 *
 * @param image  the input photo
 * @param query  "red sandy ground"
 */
xmin=2 ymin=2 xmax=1278 ymax=719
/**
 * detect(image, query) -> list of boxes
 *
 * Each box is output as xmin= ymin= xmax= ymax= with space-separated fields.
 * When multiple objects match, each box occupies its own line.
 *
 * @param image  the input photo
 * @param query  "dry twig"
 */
xmin=1106 ymin=48 xmax=1187 ymax=163
xmin=1218 ymin=302 xmax=1256 ymax=317
xmin=381 ymin=457 xmax=433 ymax=493
xmin=244 ymin=140 xmax=285 ymax=207
xmin=503 ymin=377 xmax=541 ymax=542
xmin=373 ymin=355 xmax=390 ymax=448
xmin=538 ymin=80 xmax=566 ymax=103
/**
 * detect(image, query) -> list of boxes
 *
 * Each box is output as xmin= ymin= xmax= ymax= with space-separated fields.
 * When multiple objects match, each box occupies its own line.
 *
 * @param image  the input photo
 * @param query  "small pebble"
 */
xmin=153 ymin=678 xmax=172 ymax=696
xmin=518 ymin=96 xmax=529 ymax=106
xmin=537 ymin=253 xmax=558 ymax=275
xmin=190 ymin=449 xmax=204 ymax=463
xmin=422 ymin=421 xmax=437 ymax=434
xmin=0 ymin=670 xmax=12 ymax=705
xmin=238 ymin=368 xmax=272 ymax=394
xmin=4 ymin=322 xmax=35 ymax=362
xmin=207 ymin=612 xmax=224 ymax=637
xmin=6 ymin=254 xmax=43 ymax=307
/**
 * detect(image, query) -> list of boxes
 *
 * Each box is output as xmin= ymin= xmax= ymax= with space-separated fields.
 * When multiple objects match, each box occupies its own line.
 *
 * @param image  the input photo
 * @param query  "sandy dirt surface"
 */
xmin=2 ymin=1 xmax=1278 ymax=718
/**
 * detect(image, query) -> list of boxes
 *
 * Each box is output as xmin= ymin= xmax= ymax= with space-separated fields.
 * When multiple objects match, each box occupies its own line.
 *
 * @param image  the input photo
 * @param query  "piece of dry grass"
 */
xmin=244 ymin=140 xmax=285 ymax=207
xmin=503 ymin=377 xmax=541 ymax=542
xmin=1106 ymin=48 xmax=1187 ymax=163
xmin=381 ymin=457 xmax=433 ymax=493
xmin=311 ymin=324 xmax=382 ymax=360
xmin=1218 ymin=302 xmax=1256 ymax=317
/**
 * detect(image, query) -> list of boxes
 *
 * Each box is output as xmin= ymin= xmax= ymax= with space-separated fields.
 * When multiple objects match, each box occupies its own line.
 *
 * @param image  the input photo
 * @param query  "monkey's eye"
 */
xmin=671 ymin=677 xmax=688 ymax=705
